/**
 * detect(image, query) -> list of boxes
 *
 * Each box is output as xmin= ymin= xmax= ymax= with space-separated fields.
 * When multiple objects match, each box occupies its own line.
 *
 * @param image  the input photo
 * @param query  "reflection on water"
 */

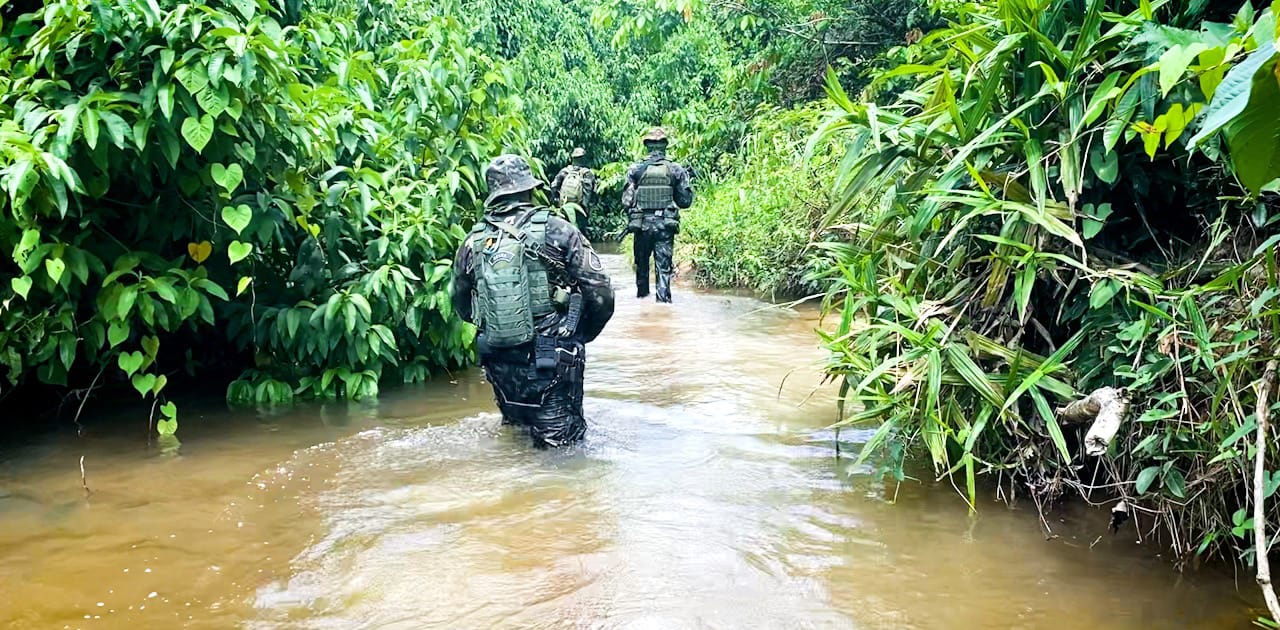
xmin=0 ymin=253 xmax=1260 ymax=629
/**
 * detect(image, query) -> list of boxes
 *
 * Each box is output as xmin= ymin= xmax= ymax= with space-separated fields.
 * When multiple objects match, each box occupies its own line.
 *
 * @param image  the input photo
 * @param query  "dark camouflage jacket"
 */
xmin=451 ymin=201 xmax=615 ymax=343
xmin=621 ymin=150 xmax=694 ymax=228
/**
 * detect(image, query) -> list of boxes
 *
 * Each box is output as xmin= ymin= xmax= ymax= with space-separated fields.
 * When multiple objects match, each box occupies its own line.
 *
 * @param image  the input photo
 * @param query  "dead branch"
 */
xmin=79 ymin=455 xmax=92 ymax=498
xmin=1253 ymin=360 xmax=1279 ymax=621
xmin=1056 ymin=387 xmax=1129 ymax=456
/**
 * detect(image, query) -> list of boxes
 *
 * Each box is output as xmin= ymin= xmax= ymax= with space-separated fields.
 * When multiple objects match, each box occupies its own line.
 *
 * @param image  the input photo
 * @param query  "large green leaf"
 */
xmin=1135 ymin=466 xmax=1160 ymax=494
xmin=175 ymin=65 xmax=209 ymax=95
xmin=1158 ymin=43 xmax=1208 ymax=96
xmin=1104 ymin=85 xmax=1141 ymax=152
xmin=1223 ymin=61 xmax=1280 ymax=193
xmin=1188 ymin=40 xmax=1276 ymax=148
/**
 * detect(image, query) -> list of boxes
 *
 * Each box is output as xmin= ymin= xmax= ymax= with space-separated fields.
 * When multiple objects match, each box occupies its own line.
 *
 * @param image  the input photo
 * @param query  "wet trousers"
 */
xmin=633 ymin=229 xmax=674 ymax=303
xmin=482 ymin=339 xmax=587 ymax=448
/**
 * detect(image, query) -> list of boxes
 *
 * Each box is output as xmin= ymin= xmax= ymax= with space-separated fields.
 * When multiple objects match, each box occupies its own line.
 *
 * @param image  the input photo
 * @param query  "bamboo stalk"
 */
xmin=1253 ymin=360 xmax=1279 ymax=621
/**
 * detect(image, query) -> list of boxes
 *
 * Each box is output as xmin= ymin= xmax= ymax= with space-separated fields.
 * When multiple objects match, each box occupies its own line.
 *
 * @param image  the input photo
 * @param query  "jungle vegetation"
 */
xmin=4 ymin=0 xmax=1280 ymax=608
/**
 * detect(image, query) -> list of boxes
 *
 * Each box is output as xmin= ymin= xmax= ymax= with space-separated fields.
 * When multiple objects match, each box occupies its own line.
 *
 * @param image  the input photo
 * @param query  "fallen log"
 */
xmin=1056 ymin=386 xmax=1129 ymax=456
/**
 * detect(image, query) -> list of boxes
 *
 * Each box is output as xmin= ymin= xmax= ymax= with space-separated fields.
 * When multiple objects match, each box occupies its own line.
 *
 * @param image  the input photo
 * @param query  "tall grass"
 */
xmin=810 ymin=0 xmax=1280 ymax=568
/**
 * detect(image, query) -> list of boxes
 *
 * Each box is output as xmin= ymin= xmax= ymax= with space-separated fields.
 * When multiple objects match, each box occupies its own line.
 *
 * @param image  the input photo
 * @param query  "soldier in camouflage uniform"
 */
xmin=451 ymin=155 xmax=615 ymax=447
xmin=621 ymin=128 xmax=694 ymax=303
xmin=550 ymin=147 xmax=597 ymax=228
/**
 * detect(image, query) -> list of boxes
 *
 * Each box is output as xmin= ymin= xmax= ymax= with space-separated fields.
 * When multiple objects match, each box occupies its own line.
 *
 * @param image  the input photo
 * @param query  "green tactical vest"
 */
xmin=466 ymin=208 xmax=555 ymax=348
xmin=560 ymin=167 xmax=586 ymax=205
xmin=636 ymin=161 xmax=674 ymax=211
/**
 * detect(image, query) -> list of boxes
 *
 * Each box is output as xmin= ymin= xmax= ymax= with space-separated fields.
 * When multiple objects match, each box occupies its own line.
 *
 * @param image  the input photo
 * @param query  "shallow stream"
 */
xmin=0 ymin=252 xmax=1259 ymax=628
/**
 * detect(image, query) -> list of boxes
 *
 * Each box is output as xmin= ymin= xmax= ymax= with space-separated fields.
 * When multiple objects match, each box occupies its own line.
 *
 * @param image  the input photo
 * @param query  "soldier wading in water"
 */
xmin=550 ymin=147 xmax=597 ymax=229
xmin=451 ymin=155 xmax=615 ymax=447
xmin=621 ymin=127 xmax=694 ymax=303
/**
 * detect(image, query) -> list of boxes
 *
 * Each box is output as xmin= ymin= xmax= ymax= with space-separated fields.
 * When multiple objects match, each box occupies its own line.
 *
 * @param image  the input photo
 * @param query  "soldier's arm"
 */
xmin=621 ymin=163 xmax=640 ymax=211
xmin=584 ymin=170 xmax=597 ymax=206
xmin=549 ymin=168 xmax=566 ymax=203
xmin=450 ymin=244 xmax=476 ymax=324
xmin=671 ymin=162 xmax=694 ymax=210
xmin=562 ymin=225 xmax=614 ymax=343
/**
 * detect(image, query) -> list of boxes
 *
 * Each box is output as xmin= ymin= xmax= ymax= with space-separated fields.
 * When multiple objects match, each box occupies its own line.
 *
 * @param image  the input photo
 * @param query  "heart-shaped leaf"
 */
xmin=107 ymin=321 xmax=129 ymax=347
xmin=142 ymin=335 xmax=160 ymax=359
xmin=233 ymin=141 xmax=255 ymax=163
xmin=10 ymin=276 xmax=32 ymax=299
xmin=187 ymin=240 xmax=212 ymax=263
xmin=221 ymin=204 xmax=252 ymax=235
xmin=211 ymin=163 xmax=244 ymax=193
xmin=156 ymin=417 xmax=178 ymax=436
xmin=45 ymin=258 xmax=66 ymax=284
xmin=228 ymin=241 xmax=253 ymax=265
xmin=181 ymin=114 xmax=214 ymax=153
xmin=236 ymin=276 xmax=253 ymax=296
xmin=117 ymin=351 xmax=144 ymax=378
xmin=152 ymin=374 xmax=168 ymax=395
xmin=157 ymin=400 xmax=179 ymax=436
xmin=196 ymin=85 xmax=229 ymax=119
xmin=131 ymin=373 xmax=157 ymax=398
xmin=175 ymin=65 xmax=209 ymax=96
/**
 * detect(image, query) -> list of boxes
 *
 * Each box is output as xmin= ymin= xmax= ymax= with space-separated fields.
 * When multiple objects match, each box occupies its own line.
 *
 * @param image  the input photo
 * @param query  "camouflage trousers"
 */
xmin=633 ymin=229 xmax=674 ymax=303
xmin=482 ymin=339 xmax=587 ymax=448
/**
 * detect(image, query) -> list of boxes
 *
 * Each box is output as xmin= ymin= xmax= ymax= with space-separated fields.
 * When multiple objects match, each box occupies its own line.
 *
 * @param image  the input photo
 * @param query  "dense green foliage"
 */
xmin=806 ymin=0 xmax=1280 ymax=566
xmin=599 ymin=0 xmax=919 ymax=288
xmin=7 ymin=0 xmax=1280 ymax=590
xmin=620 ymin=0 xmax=1280 ymax=577
xmin=678 ymin=105 xmax=831 ymax=296
xmin=0 ymin=0 xmax=525 ymax=425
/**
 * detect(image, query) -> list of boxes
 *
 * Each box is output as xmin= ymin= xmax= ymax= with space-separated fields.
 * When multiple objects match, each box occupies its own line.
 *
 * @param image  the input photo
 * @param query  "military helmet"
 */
xmin=484 ymin=154 xmax=543 ymax=205
xmin=571 ymin=147 xmax=586 ymax=158
xmin=642 ymin=127 xmax=669 ymax=145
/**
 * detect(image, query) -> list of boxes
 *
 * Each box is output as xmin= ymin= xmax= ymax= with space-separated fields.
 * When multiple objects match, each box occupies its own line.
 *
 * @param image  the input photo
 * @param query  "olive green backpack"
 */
xmin=466 ymin=208 xmax=555 ymax=347
xmin=560 ymin=167 xmax=586 ymax=206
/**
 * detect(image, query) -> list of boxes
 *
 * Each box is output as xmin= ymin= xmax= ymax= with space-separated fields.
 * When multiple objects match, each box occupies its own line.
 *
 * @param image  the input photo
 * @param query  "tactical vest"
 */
xmin=466 ymin=208 xmax=555 ymax=348
xmin=560 ymin=167 xmax=586 ymax=205
xmin=636 ymin=161 xmax=674 ymax=211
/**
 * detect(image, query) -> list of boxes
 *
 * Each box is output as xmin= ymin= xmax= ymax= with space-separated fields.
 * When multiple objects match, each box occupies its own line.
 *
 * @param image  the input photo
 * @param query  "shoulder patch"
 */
xmin=587 ymin=250 xmax=604 ymax=271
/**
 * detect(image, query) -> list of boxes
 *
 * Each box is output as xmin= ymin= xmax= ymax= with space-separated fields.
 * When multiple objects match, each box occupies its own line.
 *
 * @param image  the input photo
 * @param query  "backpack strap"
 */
xmin=485 ymin=207 xmax=565 ymax=274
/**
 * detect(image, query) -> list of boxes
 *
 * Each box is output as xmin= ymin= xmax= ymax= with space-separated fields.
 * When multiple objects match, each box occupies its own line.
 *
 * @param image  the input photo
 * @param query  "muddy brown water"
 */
xmin=0 ymin=252 xmax=1262 ymax=629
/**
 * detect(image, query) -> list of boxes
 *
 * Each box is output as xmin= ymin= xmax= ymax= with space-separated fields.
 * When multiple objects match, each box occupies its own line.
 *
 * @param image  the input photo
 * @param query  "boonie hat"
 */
xmin=484 ymin=154 xmax=543 ymax=205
